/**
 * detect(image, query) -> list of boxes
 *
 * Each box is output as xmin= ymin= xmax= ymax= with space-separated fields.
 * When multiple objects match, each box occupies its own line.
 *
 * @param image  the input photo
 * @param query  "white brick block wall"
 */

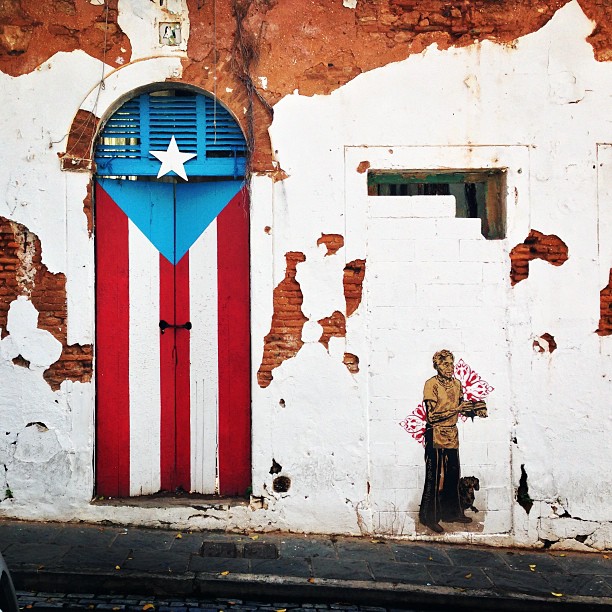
xmin=483 ymin=510 xmax=512 ymax=534
xmin=367 ymin=238 xmax=416 ymax=262
xmin=368 ymin=195 xmax=456 ymax=218
xmin=416 ymin=283 xmax=485 ymax=307
xmin=369 ymin=217 xmax=437 ymax=239
xmin=459 ymin=239 xmax=500 ymax=262
xmin=435 ymin=217 xmax=483 ymax=239
xmin=412 ymin=238 xmax=461 ymax=262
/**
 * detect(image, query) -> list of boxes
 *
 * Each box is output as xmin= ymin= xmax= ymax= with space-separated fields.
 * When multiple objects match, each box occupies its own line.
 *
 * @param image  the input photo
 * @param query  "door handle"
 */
xmin=159 ymin=320 xmax=192 ymax=334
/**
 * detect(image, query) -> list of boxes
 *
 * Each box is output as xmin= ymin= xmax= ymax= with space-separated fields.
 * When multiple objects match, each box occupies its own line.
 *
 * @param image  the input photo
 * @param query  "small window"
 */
xmin=367 ymin=169 xmax=506 ymax=239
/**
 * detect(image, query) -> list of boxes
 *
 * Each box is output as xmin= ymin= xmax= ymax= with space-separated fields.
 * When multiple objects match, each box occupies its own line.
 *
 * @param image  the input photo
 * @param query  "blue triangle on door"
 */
xmin=98 ymin=178 xmax=243 ymax=264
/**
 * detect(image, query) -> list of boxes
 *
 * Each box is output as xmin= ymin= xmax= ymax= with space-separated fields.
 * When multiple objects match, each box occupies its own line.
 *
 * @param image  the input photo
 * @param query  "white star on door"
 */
xmin=149 ymin=135 xmax=196 ymax=181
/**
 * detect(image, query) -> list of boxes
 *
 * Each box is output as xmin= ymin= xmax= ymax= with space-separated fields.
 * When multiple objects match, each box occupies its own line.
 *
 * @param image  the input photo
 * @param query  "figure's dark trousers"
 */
xmin=419 ymin=425 xmax=462 ymax=525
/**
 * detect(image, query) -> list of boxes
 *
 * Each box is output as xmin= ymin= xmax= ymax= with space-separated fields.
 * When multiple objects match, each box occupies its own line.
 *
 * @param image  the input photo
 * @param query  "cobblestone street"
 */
xmin=17 ymin=592 xmax=420 ymax=612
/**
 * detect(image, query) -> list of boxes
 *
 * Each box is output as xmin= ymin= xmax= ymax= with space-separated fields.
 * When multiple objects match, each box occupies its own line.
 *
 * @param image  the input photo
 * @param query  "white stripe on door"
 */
xmin=189 ymin=220 xmax=219 ymax=494
xmin=128 ymin=222 xmax=162 ymax=496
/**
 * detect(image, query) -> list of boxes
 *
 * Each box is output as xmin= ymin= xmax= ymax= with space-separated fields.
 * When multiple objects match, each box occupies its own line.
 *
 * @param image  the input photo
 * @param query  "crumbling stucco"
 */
xmin=318 ymin=310 xmax=346 ymax=350
xmin=597 ymin=269 xmax=612 ymax=336
xmin=317 ymin=233 xmax=344 ymax=256
xmin=533 ymin=333 xmax=557 ymax=353
xmin=0 ymin=216 xmax=92 ymax=390
xmin=257 ymin=251 xmax=307 ymax=388
xmin=509 ymin=230 xmax=569 ymax=286
xmin=344 ymin=259 xmax=366 ymax=317
xmin=60 ymin=109 xmax=100 ymax=173
xmin=4 ymin=1 xmax=612 ymax=176
xmin=0 ymin=0 xmax=131 ymax=76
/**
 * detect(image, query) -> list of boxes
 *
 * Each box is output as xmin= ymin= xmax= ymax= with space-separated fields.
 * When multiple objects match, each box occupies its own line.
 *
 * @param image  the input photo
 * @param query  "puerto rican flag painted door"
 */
xmin=95 ymin=177 xmax=250 ymax=497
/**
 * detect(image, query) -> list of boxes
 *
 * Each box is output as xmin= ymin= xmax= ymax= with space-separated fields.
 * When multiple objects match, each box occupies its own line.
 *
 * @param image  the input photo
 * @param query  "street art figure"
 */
xmin=418 ymin=349 xmax=487 ymax=533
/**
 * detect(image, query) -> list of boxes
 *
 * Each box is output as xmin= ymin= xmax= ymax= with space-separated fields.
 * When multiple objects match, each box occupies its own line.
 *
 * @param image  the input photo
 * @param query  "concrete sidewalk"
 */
xmin=0 ymin=519 xmax=610 ymax=611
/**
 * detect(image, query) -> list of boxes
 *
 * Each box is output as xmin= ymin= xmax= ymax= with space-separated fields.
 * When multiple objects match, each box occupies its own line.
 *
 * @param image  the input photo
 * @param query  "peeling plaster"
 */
xmin=509 ymin=230 xmax=569 ymax=286
xmin=0 ymin=0 xmax=610 ymax=549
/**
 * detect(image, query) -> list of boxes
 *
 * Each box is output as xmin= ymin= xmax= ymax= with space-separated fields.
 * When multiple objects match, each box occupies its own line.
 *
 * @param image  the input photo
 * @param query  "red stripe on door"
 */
xmin=159 ymin=254 xmax=176 ymax=491
xmin=174 ymin=253 xmax=191 ymax=492
xmin=160 ymin=253 xmax=191 ymax=492
xmin=217 ymin=188 xmax=251 ymax=495
xmin=95 ymin=183 xmax=131 ymax=497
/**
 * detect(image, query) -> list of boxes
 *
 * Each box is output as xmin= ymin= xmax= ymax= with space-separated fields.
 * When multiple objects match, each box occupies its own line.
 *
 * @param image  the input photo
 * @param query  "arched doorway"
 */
xmin=94 ymin=88 xmax=250 ymax=497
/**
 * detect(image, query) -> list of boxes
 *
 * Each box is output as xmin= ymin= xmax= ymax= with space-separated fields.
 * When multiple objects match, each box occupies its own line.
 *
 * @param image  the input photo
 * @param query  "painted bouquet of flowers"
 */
xmin=399 ymin=359 xmax=494 ymax=446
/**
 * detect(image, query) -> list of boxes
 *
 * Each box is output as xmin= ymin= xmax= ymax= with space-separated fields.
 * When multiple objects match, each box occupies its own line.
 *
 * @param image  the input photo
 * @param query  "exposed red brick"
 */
xmin=318 ymin=310 xmax=346 ymax=350
xmin=0 ymin=216 xmax=93 ymax=390
xmin=44 ymin=344 xmax=93 ymax=391
xmin=597 ymin=269 xmax=612 ymax=336
xmin=533 ymin=332 xmax=557 ymax=353
xmin=357 ymin=161 xmax=371 ymax=174
xmin=12 ymin=354 xmax=30 ymax=368
xmin=343 ymin=352 xmax=360 ymax=374
xmin=60 ymin=109 xmax=99 ymax=172
xmin=257 ymin=251 xmax=308 ymax=388
xmin=317 ymin=233 xmax=344 ymax=257
xmin=179 ymin=0 xmax=612 ymax=173
xmin=3 ymin=2 xmax=610 ymax=175
xmin=83 ymin=180 xmax=93 ymax=237
xmin=509 ymin=230 xmax=569 ymax=286
xmin=0 ymin=0 xmax=131 ymax=76
xmin=344 ymin=259 xmax=366 ymax=317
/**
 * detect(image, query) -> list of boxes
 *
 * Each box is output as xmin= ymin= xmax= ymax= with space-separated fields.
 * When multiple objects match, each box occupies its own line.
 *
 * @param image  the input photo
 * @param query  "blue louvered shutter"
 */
xmin=95 ymin=92 xmax=246 ymax=178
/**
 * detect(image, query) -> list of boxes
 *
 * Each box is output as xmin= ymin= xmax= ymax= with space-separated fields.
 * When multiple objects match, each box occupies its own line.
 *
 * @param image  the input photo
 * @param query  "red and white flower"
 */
xmin=399 ymin=359 xmax=494 ymax=445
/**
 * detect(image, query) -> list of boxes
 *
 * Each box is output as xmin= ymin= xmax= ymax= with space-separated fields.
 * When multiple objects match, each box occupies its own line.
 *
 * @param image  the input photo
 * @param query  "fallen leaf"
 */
xmin=220 ymin=570 xmax=230 ymax=576
xmin=603 ymin=555 xmax=609 ymax=559
xmin=464 ymin=573 xmax=472 ymax=579
xmin=175 ymin=533 xmax=182 ymax=539
xmin=370 ymin=539 xmax=381 ymax=544
xmin=25 ymin=606 xmax=33 ymax=609
xmin=308 ymin=578 xmax=315 ymax=583
xmin=529 ymin=564 xmax=536 ymax=572
xmin=551 ymin=593 xmax=563 ymax=597
xmin=276 ymin=609 xmax=287 ymax=612
xmin=142 ymin=604 xmax=155 ymax=611
xmin=250 ymin=535 xmax=259 ymax=540
xmin=37 ymin=565 xmax=45 ymax=570
xmin=113 ymin=608 xmax=121 ymax=611
xmin=115 ymin=565 xmax=121 ymax=570
xmin=558 ymin=553 xmax=566 ymax=557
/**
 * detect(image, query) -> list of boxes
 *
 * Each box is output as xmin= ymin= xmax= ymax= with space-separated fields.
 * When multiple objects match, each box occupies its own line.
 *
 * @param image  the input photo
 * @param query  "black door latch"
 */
xmin=159 ymin=320 xmax=192 ymax=334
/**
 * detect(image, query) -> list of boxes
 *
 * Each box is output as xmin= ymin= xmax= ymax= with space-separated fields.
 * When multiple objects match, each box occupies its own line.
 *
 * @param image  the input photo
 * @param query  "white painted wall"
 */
xmin=0 ymin=1 xmax=610 ymax=550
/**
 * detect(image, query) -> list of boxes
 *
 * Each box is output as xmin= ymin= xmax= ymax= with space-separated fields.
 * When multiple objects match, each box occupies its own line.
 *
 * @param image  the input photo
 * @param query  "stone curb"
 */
xmin=12 ymin=569 xmax=608 ymax=612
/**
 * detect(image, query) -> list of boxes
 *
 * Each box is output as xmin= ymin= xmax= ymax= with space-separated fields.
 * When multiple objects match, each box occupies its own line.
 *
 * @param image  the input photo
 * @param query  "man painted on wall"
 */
xmin=419 ymin=349 xmax=487 ymax=533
